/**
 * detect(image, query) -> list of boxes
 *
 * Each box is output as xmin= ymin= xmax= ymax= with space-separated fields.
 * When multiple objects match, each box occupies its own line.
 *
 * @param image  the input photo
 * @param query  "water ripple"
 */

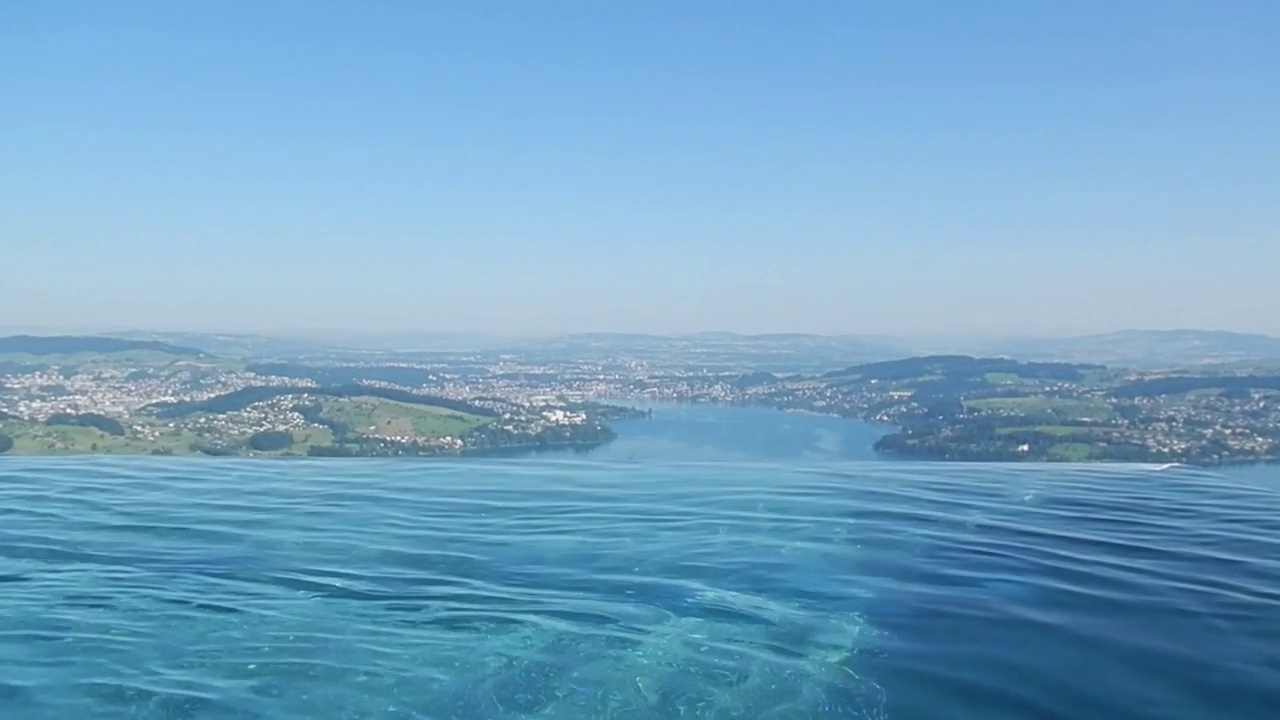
xmin=0 ymin=457 xmax=1277 ymax=719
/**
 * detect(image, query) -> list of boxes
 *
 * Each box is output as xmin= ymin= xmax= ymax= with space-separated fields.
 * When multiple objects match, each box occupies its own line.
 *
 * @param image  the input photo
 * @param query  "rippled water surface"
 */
xmin=2 ymin=408 xmax=1278 ymax=719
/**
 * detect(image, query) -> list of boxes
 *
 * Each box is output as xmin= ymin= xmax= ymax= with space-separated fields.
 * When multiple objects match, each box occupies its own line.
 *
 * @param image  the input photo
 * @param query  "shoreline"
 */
xmin=5 ymin=400 xmax=1279 ymax=468
xmin=603 ymin=397 xmax=1280 ymax=469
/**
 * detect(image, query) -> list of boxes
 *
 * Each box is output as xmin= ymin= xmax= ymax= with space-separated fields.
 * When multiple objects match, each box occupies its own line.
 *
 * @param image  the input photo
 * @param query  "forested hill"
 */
xmin=146 ymin=384 xmax=499 ymax=419
xmin=0 ymin=335 xmax=206 ymax=357
xmin=822 ymin=355 xmax=1104 ymax=382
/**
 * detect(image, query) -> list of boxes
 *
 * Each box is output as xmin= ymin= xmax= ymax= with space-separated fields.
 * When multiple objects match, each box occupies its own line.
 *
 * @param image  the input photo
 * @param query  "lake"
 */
xmin=1 ymin=404 xmax=1277 ymax=719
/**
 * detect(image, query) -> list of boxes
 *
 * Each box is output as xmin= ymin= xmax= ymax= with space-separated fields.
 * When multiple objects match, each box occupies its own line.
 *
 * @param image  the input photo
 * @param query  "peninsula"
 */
xmin=696 ymin=356 xmax=1280 ymax=466
xmin=0 ymin=337 xmax=641 ymax=458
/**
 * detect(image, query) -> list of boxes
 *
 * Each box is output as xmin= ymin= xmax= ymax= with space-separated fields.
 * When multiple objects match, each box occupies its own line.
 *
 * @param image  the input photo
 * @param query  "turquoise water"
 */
xmin=584 ymin=403 xmax=887 ymax=463
xmin=2 ymin=406 xmax=1278 ymax=719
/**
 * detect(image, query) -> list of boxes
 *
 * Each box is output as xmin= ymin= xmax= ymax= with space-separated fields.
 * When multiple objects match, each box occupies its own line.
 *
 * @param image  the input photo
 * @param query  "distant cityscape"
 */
xmin=1 ymin=331 xmax=1279 ymax=465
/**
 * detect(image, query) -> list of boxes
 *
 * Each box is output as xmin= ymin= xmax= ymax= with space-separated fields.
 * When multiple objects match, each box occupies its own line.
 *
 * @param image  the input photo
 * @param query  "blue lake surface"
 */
xmin=2 ymin=405 xmax=1278 ymax=719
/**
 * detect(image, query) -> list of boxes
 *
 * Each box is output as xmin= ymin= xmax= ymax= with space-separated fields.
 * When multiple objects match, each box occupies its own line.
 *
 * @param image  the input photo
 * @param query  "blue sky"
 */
xmin=3 ymin=1 xmax=1276 ymax=338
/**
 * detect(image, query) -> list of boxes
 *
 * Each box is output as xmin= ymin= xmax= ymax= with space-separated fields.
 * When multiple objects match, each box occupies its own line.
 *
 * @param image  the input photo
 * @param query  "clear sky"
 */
xmin=3 ymin=1 xmax=1277 ymax=338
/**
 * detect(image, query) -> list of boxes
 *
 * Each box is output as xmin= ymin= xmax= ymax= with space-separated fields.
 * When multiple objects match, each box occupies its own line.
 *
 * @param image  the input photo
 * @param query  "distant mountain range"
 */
xmin=99 ymin=331 xmax=350 ymax=358
xmin=533 ymin=331 xmax=898 ymax=354
xmin=101 ymin=330 xmax=517 ymax=356
xmin=508 ymin=332 xmax=900 ymax=372
xmin=953 ymin=330 xmax=1280 ymax=368
xmin=5 ymin=328 xmax=1279 ymax=369
xmin=538 ymin=330 xmax=1280 ymax=368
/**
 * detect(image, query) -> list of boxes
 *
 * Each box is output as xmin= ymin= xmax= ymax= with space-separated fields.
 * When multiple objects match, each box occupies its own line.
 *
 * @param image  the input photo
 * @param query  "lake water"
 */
xmin=1 ymin=405 xmax=1278 ymax=719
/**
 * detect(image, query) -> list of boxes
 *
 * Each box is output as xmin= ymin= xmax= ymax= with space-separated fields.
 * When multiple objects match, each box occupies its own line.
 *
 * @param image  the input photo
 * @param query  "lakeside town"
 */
xmin=1 ymin=336 xmax=1279 ymax=464
xmin=0 ymin=354 xmax=640 ymax=457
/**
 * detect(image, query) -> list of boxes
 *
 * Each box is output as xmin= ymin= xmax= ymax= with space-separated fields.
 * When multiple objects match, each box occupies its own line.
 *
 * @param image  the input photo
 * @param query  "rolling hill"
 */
xmin=0 ymin=335 xmax=206 ymax=357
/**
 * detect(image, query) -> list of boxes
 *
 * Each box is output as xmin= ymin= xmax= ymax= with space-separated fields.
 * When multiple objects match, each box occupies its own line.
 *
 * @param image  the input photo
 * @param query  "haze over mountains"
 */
xmin=3 ymin=328 xmax=1279 ymax=371
xmin=0 ymin=335 xmax=207 ymax=358
xmin=955 ymin=330 xmax=1280 ymax=367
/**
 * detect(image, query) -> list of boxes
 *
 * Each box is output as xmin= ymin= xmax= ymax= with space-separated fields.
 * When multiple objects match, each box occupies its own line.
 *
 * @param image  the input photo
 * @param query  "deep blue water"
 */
xmin=1 ymin=405 xmax=1278 ymax=719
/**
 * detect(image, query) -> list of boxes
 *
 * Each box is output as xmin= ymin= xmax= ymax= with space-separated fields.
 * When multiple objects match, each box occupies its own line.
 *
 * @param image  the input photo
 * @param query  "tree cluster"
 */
xmin=247 ymin=430 xmax=294 ymax=452
xmin=45 ymin=413 xmax=125 ymax=436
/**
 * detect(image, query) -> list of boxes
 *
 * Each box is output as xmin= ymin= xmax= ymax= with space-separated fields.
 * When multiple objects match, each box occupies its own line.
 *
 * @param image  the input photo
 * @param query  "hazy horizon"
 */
xmin=4 ymin=2 xmax=1276 ymax=336
xmin=2 ymin=322 xmax=1278 ymax=345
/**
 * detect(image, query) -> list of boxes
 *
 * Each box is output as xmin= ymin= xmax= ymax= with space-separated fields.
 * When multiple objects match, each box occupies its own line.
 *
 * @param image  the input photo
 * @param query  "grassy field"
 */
xmin=290 ymin=426 xmax=334 ymax=450
xmin=0 ymin=421 xmax=206 ymax=455
xmin=1047 ymin=442 xmax=1095 ymax=462
xmin=966 ymin=397 xmax=1113 ymax=421
xmin=0 ymin=351 xmax=202 ymax=369
xmin=0 ymin=420 xmax=337 ymax=456
xmin=319 ymin=397 xmax=490 ymax=440
xmin=1080 ymin=368 xmax=1124 ymax=385
xmin=996 ymin=425 xmax=1095 ymax=437
xmin=983 ymin=373 xmax=1023 ymax=384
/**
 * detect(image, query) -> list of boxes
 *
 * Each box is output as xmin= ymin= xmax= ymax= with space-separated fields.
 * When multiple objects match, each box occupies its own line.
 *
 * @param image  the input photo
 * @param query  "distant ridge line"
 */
xmin=0 ymin=335 xmax=207 ymax=358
